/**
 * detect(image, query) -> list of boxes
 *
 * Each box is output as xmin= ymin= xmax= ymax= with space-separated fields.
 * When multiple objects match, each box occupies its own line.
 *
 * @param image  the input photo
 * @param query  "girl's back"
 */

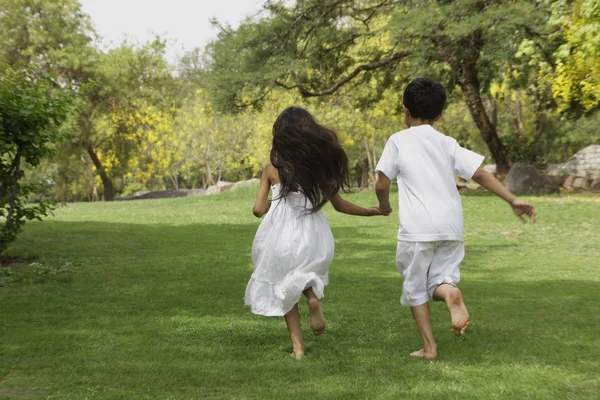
xmin=246 ymin=166 xmax=334 ymax=317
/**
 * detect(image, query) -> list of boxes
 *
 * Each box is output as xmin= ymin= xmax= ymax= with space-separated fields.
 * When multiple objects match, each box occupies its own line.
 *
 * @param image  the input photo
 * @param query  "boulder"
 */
xmin=483 ymin=164 xmax=497 ymax=175
xmin=563 ymin=174 xmax=591 ymax=189
xmin=504 ymin=163 xmax=559 ymax=195
xmin=572 ymin=176 xmax=591 ymax=190
xmin=205 ymin=185 xmax=220 ymax=195
xmin=232 ymin=178 xmax=260 ymax=190
xmin=456 ymin=181 xmax=468 ymax=191
xmin=216 ymin=180 xmax=234 ymax=188
xmin=547 ymin=175 xmax=567 ymax=187
xmin=548 ymin=145 xmax=600 ymax=179
xmin=589 ymin=179 xmax=600 ymax=192
xmin=563 ymin=175 xmax=577 ymax=188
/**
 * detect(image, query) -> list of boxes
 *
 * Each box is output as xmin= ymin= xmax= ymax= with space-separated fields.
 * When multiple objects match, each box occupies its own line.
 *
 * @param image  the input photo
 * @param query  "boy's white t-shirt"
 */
xmin=376 ymin=124 xmax=484 ymax=242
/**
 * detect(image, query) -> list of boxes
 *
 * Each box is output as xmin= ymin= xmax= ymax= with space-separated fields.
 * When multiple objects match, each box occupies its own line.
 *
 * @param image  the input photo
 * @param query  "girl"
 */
xmin=245 ymin=107 xmax=386 ymax=360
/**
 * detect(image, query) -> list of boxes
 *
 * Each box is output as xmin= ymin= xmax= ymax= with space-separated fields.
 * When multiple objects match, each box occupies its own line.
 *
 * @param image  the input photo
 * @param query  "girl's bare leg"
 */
xmin=284 ymin=304 xmax=304 ymax=359
xmin=303 ymin=287 xmax=326 ymax=335
xmin=410 ymin=303 xmax=437 ymax=361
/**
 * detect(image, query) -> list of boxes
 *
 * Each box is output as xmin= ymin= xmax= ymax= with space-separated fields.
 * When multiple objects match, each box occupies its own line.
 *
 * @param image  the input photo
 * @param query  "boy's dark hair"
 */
xmin=271 ymin=107 xmax=349 ymax=212
xmin=403 ymin=78 xmax=447 ymax=121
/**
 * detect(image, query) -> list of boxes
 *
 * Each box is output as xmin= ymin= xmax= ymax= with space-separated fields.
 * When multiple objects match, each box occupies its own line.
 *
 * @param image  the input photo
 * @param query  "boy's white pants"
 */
xmin=396 ymin=240 xmax=464 ymax=306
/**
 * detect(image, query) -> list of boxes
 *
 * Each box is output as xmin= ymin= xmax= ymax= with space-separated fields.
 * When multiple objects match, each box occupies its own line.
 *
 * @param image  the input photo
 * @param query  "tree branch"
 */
xmin=275 ymin=50 xmax=410 ymax=97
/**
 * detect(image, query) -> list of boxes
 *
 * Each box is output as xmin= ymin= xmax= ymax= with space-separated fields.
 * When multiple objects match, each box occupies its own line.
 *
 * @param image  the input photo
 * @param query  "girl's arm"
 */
xmin=330 ymin=192 xmax=384 ymax=216
xmin=252 ymin=167 xmax=272 ymax=217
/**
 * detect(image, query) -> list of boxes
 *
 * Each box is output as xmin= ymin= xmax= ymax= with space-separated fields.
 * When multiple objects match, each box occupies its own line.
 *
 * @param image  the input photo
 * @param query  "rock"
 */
xmin=504 ymin=163 xmax=559 ymax=195
xmin=563 ymin=175 xmax=577 ymax=188
xmin=216 ymin=181 xmax=233 ymax=188
xmin=483 ymin=164 xmax=497 ymax=175
xmin=187 ymin=189 xmax=206 ymax=197
xmin=563 ymin=174 xmax=592 ymax=189
xmin=205 ymin=185 xmax=220 ymax=195
xmin=547 ymin=175 xmax=567 ymax=187
xmin=550 ymin=145 xmax=600 ymax=179
xmin=456 ymin=181 xmax=468 ymax=191
xmin=572 ymin=176 xmax=591 ymax=190
xmin=232 ymin=178 xmax=260 ymax=190
xmin=589 ymin=179 xmax=600 ymax=192
xmin=218 ymin=183 xmax=235 ymax=192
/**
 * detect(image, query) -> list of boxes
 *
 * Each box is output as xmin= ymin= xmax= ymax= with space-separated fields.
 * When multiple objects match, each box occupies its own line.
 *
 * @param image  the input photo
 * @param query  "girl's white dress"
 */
xmin=245 ymin=183 xmax=334 ymax=316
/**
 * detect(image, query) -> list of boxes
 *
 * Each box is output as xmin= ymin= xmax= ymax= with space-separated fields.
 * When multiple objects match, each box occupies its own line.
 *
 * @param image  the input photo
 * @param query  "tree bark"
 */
xmin=5 ymin=147 xmax=22 ymax=230
xmin=460 ymin=78 xmax=511 ymax=173
xmin=83 ymin=142 xmax=115 ymax=201
xmin=534 ymin=111 xmax=546 ymax=155
xmin=360 ymin=158 xmax=369 ymax=188
xmin=453 ymin=33 xmax=511 ymax=173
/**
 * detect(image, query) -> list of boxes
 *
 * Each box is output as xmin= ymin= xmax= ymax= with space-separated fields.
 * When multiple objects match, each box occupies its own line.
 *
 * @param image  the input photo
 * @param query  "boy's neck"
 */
xmin=406 ymin=118 xmax=433 ymax=128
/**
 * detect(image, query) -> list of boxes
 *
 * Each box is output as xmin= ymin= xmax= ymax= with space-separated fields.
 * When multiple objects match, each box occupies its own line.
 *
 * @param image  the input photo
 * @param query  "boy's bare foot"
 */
xmin=307 ymin=297 xmax=326 ymax=336
xmin=409 ymin=347 xmax=437 ymax=361
xmin=447 ymin=287 xmax=469 ymax=336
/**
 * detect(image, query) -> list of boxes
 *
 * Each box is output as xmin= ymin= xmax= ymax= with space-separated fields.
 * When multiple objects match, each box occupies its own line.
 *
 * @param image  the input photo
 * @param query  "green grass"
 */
xmin=1 ymin=187 xmax=599 ymax=399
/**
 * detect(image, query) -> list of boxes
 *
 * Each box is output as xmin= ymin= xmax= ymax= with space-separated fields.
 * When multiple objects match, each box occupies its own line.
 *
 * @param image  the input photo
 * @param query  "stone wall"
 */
xmin=547 ymin=145 xmax=600 ymax=179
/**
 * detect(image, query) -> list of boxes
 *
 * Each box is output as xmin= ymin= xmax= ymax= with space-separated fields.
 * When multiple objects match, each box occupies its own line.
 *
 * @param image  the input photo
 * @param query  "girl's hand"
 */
xmin=377 ymin=205 xmax=392 ymax=216
xmin=369 ymin=206 xmax=391 ymax=216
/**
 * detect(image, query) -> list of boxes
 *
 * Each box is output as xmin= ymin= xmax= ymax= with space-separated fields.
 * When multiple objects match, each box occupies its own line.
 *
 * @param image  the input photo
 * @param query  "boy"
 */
xmin=375 ymin=78 xmax=536 ymax=360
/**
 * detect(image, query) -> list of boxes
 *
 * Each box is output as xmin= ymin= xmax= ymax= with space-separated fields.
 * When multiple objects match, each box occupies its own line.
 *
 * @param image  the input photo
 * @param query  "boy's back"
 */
xmin=374 ymin=77 xmax=535 ymax=361
xmin=377 ymin=124 xmax=484 ymax=243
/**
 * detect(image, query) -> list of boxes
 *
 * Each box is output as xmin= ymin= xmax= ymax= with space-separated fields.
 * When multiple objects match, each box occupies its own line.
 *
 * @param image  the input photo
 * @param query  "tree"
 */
xmin=205 ymin=0 xmax=553 ymax=173
xmin=65 ymin=39 xmax=176 ymax=200
xmin=0 ymin=65 xmax=69 ymax=258
xmin=551 ymin=0 xmax=600 ymax=113
xmin=0 ymin=0 xmax=95 ymax=79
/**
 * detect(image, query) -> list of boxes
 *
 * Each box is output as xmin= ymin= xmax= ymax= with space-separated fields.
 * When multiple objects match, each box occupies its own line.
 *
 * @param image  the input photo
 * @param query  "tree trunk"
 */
xmin=534 ymin=112 xmax=546 ymax=155
xmin=364 ymin=136 xmax=374 ymax=185
xmin=486 ymin=94 xmax=498 ymax=129
xmin=440 ymin=30 xmax=511 ymax=173
xmin=5 ymin=148 xmax=22 ymax=230
xmin=458 ymin=57 xmax=511 ymax=173
xmin=83 ymin=142 xmax=115 ymax=201
xmin=360 ymin=158 xmax=369 ymax=188
xmin=461 ymin=82 xmax=510 ymax=172
xmin=515 ymin=91 xmax=526 ymax=140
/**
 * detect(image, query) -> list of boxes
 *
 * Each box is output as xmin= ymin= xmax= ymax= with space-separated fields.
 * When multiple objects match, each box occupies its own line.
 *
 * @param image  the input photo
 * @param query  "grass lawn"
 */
xmin=1 ymin=187 xmax=599 ymax=399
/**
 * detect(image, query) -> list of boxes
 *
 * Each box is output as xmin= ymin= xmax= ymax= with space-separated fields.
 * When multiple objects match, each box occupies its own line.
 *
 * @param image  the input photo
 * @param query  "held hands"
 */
xmin=511 ymin=199 xmax=536 ymax=223
xmin=368 ymin=205 xmax=392 ymax=216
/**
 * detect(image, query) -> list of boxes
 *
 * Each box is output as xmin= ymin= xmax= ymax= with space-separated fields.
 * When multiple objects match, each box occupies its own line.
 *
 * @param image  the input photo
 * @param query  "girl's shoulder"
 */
xmin=264 ymin=164 xmax=280 ymax=185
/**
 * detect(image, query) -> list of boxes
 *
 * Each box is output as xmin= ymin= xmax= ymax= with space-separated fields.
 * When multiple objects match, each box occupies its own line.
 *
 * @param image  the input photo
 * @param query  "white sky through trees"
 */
xmin=80 ymin=0 xmax=265 ymax=64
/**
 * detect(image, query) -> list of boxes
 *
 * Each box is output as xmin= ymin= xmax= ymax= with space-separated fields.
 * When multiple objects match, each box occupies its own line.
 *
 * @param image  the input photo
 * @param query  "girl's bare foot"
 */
xmin=410 ymin=347 xmax=437 ymax=361
xmin=447 ymin=287 xmax=469 ymax=336
xmin=307 ymin=297 xmax=326 ymax=336
xmin=291 ymin=348 xmax=304 ymax=360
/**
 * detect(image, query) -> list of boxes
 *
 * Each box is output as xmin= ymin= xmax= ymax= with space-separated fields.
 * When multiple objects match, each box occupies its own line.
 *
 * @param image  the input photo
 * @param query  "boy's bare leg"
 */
xmin=303 ymin=287 xmax=326 ymax=335
xmin=284 ymin=304 xmax=304 ymax=359
xmin=433 ymin=284 xmax=470 ymax=336
xmin=410 ymin=303 xmax=437 ymax=360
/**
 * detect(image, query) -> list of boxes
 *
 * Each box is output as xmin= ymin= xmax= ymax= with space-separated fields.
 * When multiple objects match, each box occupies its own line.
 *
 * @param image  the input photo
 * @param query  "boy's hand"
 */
xmin=367 ymin=206 xmax=390 ymax=216
xmin=371 ymin=205 xmax=392 ymax=216
xmin=511 ymin=199 xmax=536 ymax=223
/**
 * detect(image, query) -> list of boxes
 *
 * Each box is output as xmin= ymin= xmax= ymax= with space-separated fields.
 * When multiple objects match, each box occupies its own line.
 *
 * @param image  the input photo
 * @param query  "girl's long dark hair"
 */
xmin=270 ymin=107 xmax=349 ymax=212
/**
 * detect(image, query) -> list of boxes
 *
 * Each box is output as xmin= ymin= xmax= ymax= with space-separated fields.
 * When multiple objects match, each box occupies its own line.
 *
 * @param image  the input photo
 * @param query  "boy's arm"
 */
xmin=375 ymin=172 xmax=393 ymax=214
xmin=252 ymin=166 xmax=272 ymax=217
xmin=330 ymin=193 xmax=385 ymax=216
xmin=471 ymin=168 xmax=536 ymax=222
